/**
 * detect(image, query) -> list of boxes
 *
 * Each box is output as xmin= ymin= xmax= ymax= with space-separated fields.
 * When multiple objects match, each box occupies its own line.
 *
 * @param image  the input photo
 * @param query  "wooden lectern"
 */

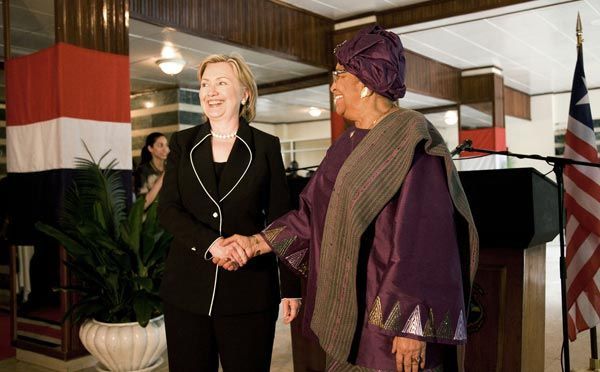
xmin=459 ymin=168 xmax=559 ymax=372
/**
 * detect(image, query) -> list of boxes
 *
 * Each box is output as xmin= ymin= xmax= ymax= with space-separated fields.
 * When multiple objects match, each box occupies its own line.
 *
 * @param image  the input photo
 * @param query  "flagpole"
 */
xmin=558 ymin=160 xmax=571 ymax=372
xmin=578 ymin=13 xmax=600 ymax=372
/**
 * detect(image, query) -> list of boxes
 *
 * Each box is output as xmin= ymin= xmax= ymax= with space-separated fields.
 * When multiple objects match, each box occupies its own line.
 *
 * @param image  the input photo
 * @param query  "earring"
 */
xmin=360 ymin=87 xmax=370 ymax=99
xmin=241 ymin=98 xmax=247 ymax=105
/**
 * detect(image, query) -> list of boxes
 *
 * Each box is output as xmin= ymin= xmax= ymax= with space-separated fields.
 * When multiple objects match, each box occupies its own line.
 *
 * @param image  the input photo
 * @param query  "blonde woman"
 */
xmin=158 ymin=54 xmax=300 ymax=372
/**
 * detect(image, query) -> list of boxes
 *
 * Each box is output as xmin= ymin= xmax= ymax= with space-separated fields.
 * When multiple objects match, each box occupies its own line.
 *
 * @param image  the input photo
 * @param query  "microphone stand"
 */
xmin=456 ymin=144 xmax=600 ymax=372
xmin=285 ymin=165 xmax=319 ymax=173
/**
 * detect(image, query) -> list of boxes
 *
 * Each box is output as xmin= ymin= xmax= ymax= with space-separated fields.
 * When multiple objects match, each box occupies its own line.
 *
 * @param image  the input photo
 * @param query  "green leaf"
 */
xmin=134 ymin=277 xmax=153 ymax=292
xmin=140 ymin=201 xmax=159 ymax=264
xmin=133 ymin=292 xmax=153 ymax=327
xmin=53 ymin=286 xmax=90 ymax=294
xmin=125 ymin=197 xmax=145 ymax=254
xmin=145 ymin=231 xmax=172 ymax=268
xmin=35 ymin=223 xmax=88 ymax=257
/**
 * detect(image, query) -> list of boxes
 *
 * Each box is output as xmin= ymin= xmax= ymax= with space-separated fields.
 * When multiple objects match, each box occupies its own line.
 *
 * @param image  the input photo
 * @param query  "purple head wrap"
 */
xmin=334 ymin=25 xmax=406 ymax=100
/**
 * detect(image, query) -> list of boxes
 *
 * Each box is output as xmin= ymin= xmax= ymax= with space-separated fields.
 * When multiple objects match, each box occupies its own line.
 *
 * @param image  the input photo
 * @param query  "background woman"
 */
xmin=134 ymin=132 xmax=169 ymax=209
xmin=158 ymin=54 xmax=300 ymax=372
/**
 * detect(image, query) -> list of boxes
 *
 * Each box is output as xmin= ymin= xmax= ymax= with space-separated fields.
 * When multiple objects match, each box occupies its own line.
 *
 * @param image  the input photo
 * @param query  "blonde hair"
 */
xmin=198 ymin=54 xmax=258 ymax=122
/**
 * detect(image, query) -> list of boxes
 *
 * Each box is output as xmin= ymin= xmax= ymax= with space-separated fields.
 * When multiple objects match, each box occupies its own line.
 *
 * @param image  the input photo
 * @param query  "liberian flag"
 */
xmin=563 ymin=44 xmax=600 ymax=341
xmin=6 ymin=43 xmax=131 ymax=243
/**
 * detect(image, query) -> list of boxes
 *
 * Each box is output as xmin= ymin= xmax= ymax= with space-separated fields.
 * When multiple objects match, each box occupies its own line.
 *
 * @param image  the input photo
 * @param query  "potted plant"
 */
xmin=36 ymin=149 xmax=172 ymax=372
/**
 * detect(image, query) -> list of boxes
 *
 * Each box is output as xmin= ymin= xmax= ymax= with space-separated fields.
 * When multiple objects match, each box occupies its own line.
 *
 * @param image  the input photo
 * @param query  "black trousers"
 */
xmin=164 ymin=302 xmax=278 ymax=372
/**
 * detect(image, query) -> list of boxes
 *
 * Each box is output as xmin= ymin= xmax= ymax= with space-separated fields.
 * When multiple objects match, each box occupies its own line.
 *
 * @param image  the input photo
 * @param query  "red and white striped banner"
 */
xmin=6 ymin=43 xmax=131 ymax=172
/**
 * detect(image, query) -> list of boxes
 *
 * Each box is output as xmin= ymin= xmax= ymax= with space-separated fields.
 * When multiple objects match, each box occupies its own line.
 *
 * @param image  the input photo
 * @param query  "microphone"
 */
xmin=451 ymin=139 xmax=472 ymax=157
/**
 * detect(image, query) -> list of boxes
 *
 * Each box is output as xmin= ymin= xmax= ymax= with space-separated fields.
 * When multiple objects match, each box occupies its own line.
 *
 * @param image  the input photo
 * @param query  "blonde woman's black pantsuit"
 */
xmin=158 ymin=120 xmax=299 ymax=371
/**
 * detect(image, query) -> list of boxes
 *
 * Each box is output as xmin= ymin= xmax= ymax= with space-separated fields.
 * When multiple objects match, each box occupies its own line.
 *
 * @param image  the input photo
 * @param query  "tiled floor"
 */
xmin=0 ymin=309 xmax=294 ymax=372
xmin=0 ymin=238 xmax=598 ymax=372
xmin=544 ymin=239 xmax=598 ymax=372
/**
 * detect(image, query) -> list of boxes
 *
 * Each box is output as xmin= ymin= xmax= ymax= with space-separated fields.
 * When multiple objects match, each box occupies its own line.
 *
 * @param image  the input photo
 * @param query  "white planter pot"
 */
xmin=79 ymin=315 xmax=167 ymax=372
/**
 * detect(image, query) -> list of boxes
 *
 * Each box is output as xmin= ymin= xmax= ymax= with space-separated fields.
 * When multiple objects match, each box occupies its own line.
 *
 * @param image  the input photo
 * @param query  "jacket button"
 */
xmin=191 ymin=247 xmax=197 ymax=251
xmin=212 ymin=212 xmax=219 ymax=218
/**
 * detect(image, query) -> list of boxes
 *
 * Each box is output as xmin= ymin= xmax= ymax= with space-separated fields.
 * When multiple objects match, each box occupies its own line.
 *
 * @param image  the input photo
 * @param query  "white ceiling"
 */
xmin=392 ymin=0 xmax=600 ymax=94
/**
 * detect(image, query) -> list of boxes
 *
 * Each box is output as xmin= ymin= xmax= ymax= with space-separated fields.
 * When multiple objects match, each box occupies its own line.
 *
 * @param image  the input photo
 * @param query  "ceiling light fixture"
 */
xmin=156 ymin=58 xmax=186 ymax=75
xmin=308 ymin=107 xmax=322 ymax=117
xmin=444 ymin=110 xmax=458 ymax=126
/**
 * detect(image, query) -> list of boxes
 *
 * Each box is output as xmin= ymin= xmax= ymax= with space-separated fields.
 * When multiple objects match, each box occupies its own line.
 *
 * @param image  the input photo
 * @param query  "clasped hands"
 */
xmin=209 ymin=234 xmax=300 ymax=324
xmin=209 ymin=234 xmax=264 ymax=271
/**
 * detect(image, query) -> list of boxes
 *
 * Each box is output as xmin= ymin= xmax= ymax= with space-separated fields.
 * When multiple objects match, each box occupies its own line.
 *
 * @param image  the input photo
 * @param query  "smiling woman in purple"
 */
xmin=220 ymin=25 xmax=479 ymax=372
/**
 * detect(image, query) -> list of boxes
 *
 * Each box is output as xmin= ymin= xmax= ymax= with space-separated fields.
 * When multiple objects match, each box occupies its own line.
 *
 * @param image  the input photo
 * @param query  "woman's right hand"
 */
xmin=222 ymin=234 xmax=272 ymax=259
xmin=210 ymin=237 xmax=249 ymax=270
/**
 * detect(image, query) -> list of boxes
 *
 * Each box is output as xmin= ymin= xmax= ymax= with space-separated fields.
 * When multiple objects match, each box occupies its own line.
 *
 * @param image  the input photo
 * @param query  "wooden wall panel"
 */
xmin=461 ymin=74 xmax=505 ymax=127
xmin=461 ymin=74 xmax=494 ymax=104
xmin=55 ymin=0 xmax=129 ymax=55
xmin=504 ymin=86 xmax=531 ymax=120
xmin=405 ymin=50 xmax=460 ymax=102
xmin=130 ymin=0 xmax=333 ymax=68
xmin=258 ymin=72 xmax=330 ymax=95
xmin=494 ymin=74 xmax=505 ymax=128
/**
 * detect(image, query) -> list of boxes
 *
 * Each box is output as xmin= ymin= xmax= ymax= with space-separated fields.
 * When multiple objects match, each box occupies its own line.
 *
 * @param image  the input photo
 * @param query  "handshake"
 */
xmin=209 ymin=233 xmax=301 ymax=324
xmin=209 ymin=234 xmax=271 ymax=271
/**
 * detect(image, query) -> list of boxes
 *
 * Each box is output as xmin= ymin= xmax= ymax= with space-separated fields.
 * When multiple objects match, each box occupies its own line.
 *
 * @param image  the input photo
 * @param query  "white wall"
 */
xmin=504 ymin=88 xmax=600 ymax=178
xmin=276 ymin=120 xmax=330 ymax=140
xmin=505 ymin=95 xmax=556 ymax=175
xmin=552 ymin=88 xmax=600 ymax=129
xmin=252 ymin=120 xmax=330 ymax=172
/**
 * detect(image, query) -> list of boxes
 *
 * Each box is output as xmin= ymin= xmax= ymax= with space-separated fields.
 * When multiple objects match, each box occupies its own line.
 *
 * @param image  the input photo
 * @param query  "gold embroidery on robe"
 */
xmin=436 ymin=312 xmax=453 ymax=339
xmin=274 ymin=236 xmax=296 ymax=256
xmin=383 ymin=302 xmax=402 ymax=332
xmin=423 ymin=308 xmax=436 ymax=337
xmin=298 ymin=261 xmax=308 ymax=276
xmin=287 ymin=249 xmax=307 ymax=269
xmin=368 ymin=297 xmax=384 ymax=328
xmin=264 ymin=226 xmax=286 ymax=243
xmin=368 ymin=296 xmax=402 ymax=332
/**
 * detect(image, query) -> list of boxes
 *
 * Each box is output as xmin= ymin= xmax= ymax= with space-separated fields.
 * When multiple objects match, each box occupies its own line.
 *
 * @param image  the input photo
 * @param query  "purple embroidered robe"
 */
xmin=263 ymin=127 xmax=466 ymax=371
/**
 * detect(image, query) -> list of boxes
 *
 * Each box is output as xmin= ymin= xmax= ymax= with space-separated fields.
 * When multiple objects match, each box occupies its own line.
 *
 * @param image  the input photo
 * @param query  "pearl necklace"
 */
xmin=210 ymin=130 xmax=237 ymax=139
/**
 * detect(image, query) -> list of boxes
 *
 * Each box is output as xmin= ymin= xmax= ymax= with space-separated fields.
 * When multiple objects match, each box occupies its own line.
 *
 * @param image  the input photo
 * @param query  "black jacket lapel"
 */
xmin=218 ymin=121 xmax=254 ymax=201
xmin=190 ymin=123 xmax=219 ymax=202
